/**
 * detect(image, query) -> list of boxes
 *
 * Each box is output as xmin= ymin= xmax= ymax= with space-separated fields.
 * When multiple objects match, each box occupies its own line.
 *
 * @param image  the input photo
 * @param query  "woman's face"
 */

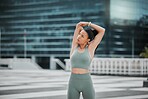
xmin=77 ymin=30 xmax=90 ymax=45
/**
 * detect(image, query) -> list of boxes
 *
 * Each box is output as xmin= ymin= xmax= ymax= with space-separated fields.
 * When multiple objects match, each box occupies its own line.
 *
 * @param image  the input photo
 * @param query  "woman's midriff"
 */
xmin=72 ymin=68 xmax=89 ymax=74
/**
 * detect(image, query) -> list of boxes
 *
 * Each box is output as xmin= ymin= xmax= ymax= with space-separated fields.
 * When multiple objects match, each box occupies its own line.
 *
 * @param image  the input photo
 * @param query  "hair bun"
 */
xmin=83 ymin=26 xmax=98 ymax=41
xmin=92 ymin=29 xmax=98 ymax=37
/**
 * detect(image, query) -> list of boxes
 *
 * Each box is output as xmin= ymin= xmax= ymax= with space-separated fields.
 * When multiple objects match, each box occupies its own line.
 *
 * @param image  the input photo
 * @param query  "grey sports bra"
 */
xmin=70 ymin=46 xmax=92 ymax=69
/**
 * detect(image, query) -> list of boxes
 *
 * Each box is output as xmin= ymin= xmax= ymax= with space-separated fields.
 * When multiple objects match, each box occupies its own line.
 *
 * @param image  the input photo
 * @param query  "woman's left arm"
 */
xmin=89 ymin=23 xmax=105 ymax=51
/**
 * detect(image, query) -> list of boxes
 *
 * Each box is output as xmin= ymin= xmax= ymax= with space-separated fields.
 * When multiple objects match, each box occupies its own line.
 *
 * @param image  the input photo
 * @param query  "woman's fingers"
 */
xmin=80 ymin=22 xmax=88 ymax=26
xmin=77 ymin=22 xmax=88 ymax=26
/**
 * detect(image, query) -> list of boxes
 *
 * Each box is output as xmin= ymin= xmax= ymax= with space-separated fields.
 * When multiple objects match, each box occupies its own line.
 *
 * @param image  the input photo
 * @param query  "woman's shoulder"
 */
xmin=70 ymin=45 xmax=78 ymax=57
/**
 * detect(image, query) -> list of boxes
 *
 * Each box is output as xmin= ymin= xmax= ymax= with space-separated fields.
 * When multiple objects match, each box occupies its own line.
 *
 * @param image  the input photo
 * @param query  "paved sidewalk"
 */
xmin=0 ymin=70 xmax=148 ymax=99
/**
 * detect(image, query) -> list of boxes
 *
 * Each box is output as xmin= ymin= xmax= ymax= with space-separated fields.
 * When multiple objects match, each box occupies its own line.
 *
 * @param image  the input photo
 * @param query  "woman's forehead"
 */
xmin=80 ymin=30 xmax=88 ymax=36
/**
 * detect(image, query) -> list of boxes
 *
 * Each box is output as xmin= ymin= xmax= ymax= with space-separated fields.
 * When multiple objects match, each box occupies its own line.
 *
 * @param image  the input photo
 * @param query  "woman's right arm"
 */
xmin=70 ymin=22 xmax=82 ymax=57
xmin=70 ymin=22 xmax=88 ymax=57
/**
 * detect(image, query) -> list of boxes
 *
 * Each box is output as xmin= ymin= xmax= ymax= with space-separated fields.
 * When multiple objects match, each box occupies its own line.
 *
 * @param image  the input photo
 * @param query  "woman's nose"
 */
xmin=77 ymin=35 xmax=81 ymax=39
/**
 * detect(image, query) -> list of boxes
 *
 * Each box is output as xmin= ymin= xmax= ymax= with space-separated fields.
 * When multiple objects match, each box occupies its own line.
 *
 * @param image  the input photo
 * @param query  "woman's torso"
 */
xmin=70 ymin=46 xmax=92 ymax=74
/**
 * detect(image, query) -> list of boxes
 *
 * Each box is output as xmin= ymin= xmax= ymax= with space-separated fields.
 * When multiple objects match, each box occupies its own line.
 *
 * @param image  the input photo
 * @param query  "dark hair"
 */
xmin=83 ymin=26 xmax=98 ymax=41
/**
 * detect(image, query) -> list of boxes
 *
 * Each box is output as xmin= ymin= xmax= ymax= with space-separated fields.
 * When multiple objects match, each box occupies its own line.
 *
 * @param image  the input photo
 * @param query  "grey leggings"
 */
xmin=67 ymin=73 xmax=95 ymax=99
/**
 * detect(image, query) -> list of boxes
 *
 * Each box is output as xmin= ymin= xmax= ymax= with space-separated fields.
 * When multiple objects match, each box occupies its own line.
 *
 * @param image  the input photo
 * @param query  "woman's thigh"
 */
xmin=82 ymin=78 xmax=95 ymax=99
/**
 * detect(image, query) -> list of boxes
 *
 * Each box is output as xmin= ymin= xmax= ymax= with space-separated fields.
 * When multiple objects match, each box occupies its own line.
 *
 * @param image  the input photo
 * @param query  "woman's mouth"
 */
xmin=77 ymin=39 xmax=80 ymax=42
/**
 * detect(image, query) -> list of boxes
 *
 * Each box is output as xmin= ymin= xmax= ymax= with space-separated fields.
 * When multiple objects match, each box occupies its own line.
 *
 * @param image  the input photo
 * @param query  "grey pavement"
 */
xmin=0 ymin=70 xmax=148 ymax=99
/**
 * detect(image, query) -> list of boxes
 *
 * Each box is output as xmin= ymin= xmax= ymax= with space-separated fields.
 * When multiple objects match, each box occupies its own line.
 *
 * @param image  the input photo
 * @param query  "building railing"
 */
xmin=50 ymin=57 xmax=65 ymax=70
xmin=64 ymin=58 xmax=148 ymax=76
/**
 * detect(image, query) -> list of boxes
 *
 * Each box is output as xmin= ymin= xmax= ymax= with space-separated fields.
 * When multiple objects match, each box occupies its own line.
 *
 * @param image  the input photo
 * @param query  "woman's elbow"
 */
xmin=102 ymin=28 xmax=105 ymax=34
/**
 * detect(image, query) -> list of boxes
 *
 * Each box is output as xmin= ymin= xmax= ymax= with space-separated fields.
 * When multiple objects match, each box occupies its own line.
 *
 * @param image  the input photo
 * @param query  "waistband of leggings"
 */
xmin=70 ymin=72 xmax=91 ymax=80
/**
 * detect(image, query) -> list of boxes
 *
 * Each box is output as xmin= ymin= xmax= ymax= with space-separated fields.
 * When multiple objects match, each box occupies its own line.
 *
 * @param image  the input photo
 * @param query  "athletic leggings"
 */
xmin=67 ymin=73 xmax=95 ymax=99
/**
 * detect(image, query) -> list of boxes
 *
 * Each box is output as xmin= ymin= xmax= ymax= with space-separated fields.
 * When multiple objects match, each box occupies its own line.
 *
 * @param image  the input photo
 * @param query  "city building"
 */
xmin=0 ymin=0 xmax=147 ymax=69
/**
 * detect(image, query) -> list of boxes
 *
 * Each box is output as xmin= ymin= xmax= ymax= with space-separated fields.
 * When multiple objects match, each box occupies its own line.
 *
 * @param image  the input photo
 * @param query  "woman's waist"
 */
xmin=72 ymin=68 xmax=90 ymax=74
xmin=72 ymin=65 xmax=90 ymax=69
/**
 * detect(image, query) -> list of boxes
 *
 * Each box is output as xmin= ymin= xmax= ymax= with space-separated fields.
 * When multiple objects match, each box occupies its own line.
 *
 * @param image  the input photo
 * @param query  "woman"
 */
xmin=67 ymin=22 xmax=105 ymax=99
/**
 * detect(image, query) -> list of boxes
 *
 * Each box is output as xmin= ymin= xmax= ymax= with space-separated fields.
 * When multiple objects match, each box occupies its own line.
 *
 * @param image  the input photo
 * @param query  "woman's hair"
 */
xmin=83 ymin=26 xmax=98 ymax=41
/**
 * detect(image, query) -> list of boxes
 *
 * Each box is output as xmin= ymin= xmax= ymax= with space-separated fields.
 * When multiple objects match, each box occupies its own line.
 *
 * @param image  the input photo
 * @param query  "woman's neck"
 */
xmin=79 ymin=44 xmax=87 ymax=49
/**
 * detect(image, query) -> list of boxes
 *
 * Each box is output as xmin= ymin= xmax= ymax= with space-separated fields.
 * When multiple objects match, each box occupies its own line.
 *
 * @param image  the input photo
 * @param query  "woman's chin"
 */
xmin=76 ymin=41 xmax=80 ymax=44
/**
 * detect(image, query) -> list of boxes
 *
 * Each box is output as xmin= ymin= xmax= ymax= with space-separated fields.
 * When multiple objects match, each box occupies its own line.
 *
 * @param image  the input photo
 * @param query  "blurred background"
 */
xmin=0 ymin=0 xmax=147 ymax=69
xmin=0 ymin=1 xmax=148 ymax=98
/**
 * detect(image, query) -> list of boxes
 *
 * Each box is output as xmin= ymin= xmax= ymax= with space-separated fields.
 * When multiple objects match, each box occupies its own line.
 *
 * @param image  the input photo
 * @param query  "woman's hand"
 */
xmin=76 ymin=22 xmax=88 ymax=27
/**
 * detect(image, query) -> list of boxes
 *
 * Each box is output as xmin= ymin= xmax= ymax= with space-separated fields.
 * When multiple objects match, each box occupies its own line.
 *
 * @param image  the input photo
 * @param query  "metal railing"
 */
xmin=64 ymin=58 xmax=148 ymax=76
xmin=50 ymin=57 xmax=65 ymax=70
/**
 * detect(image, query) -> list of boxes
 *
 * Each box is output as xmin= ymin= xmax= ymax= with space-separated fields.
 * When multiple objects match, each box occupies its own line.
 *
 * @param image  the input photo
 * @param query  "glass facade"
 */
xmin=0 ymin=0 xmax=147 ymax=68
xmin=110 ymin=0 xmax=148 ymax=57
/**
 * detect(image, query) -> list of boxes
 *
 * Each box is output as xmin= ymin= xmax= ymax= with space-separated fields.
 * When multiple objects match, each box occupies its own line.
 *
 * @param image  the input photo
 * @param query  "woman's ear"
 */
xmin=87 ymin=42 xmax=90 ymax=45
xmin=87 ymin=39 xmax=90 ymax=45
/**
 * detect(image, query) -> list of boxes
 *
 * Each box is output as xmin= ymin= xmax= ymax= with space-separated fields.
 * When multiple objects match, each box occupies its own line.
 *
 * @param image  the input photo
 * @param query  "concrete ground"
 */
xmin=0 ymin=70 xmax=148 ymax=99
